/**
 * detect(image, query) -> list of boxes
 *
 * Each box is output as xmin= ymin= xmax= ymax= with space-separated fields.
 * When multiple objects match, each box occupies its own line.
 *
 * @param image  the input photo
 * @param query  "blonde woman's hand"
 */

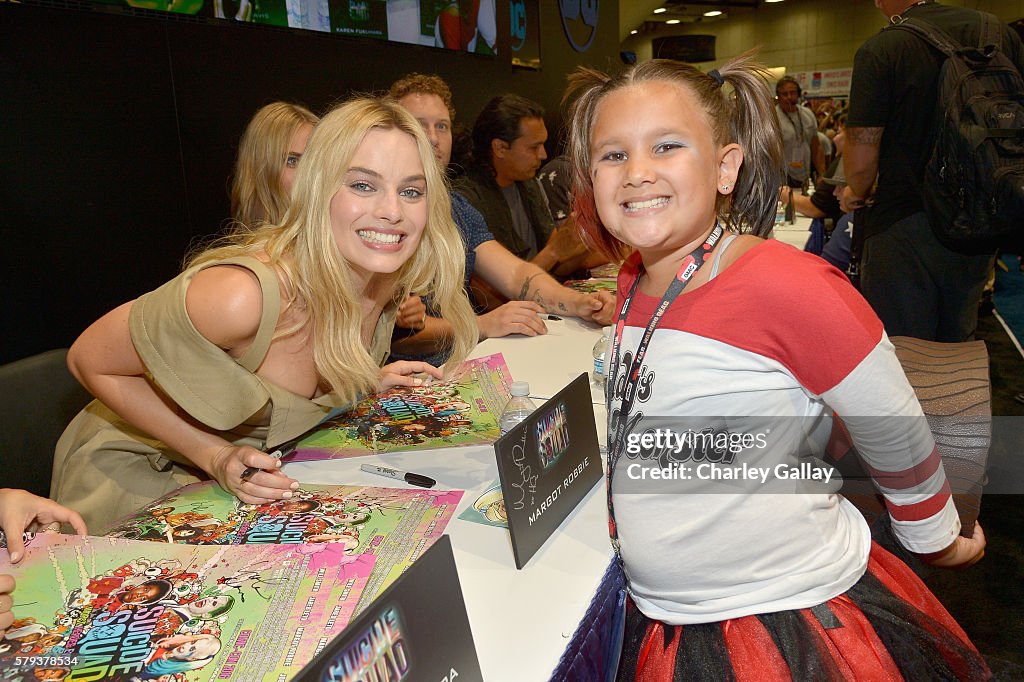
xmin=209 ymin=445 xmax=298 ymax=505
xmin=0 ymin=488 xmax=87 ymax=564
xmin=396 ymin=295 xmax=427 ymax=331
xmin=378 ymin=361 xmax=444 ymax=392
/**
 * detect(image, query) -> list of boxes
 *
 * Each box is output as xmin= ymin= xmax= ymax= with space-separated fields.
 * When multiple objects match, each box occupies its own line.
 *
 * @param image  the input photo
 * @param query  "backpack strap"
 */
xmin=979 ymin=12 xmax=1002 ymax=55
xmin=888 ymin=14 xmax=1003 ymax=63
xmin=887 ymin=18 xmax=961 ymax=59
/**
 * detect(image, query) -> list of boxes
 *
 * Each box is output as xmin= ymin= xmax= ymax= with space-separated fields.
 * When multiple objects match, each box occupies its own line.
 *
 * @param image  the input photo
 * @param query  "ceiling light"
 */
xmin=630 ymin=29 xmax=638 ymax=34
xmin=704 ymin=10 xmax=722 ymax=16
xmin=765 ymin=0 xmax=784 ymax=3
xmin=666 ymin=19 xmax=681 ymax=24
xmin=653 ymin=7 xmax=666 ymax=13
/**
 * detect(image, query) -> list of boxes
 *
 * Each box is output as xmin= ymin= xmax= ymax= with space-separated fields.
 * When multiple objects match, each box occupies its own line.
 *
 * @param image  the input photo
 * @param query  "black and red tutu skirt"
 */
xmin=618 ymin=542 xmax=990 ymax=681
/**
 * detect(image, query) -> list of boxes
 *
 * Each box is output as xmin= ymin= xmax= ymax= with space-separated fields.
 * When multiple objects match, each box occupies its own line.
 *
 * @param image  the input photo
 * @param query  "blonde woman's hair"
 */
xmin=565 ymin=51 xmax=784 ymax=258
xmin=230 ymin=101 xmax=319 ymax=229
xmin=192 ymin=96 xmax=477 ymax=406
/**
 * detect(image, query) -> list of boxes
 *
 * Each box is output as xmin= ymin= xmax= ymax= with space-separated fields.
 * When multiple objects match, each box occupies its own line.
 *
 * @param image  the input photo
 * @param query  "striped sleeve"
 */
xmin=821 ymin=337 xmax=960 ymax=553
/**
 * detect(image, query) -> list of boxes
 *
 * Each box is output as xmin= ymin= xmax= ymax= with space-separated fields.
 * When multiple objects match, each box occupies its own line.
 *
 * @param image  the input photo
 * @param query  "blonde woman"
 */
xmin=53 ymin=97 xmax=477 ymax=530
xmin=230 ymin=101 xmax=319 ymax=229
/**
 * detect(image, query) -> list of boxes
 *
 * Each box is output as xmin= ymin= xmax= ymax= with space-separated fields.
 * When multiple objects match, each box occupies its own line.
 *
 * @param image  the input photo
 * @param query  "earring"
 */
xmin=720 ymin=184 xmax=730 ymax=191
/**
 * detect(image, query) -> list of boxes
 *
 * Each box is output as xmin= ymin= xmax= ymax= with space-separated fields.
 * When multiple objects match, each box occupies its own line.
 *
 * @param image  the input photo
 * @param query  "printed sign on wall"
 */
xmin=794 ymin=68 xmax=853 ymax=98
xmin=558 ymin=0 xmax=599 ymax=53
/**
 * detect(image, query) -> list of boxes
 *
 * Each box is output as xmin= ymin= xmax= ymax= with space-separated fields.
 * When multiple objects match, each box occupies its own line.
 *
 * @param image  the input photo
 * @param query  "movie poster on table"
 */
xmin=295 ymin=536 xmax=483 ymax=682
xmin=0 ymin=535 xmax=374 ymax=680
xmin=494 ymin=373 xmax=603 ymax=569
xmin=102 ymin=481 xmax=462 ymax=613
xmin=290 ymin=353 xmax=511 ymax=461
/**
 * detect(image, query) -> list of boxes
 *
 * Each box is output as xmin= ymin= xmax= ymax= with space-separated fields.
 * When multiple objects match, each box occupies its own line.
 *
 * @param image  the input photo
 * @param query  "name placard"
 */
xmin=295 ymin=535 xmax=482 ymax=682
xmin=494 ymin=373 xmax=603 ymax=569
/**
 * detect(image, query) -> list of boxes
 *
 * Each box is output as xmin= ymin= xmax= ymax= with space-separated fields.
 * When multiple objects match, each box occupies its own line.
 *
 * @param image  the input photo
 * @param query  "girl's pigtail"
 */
xmin=717 ymin=51 xmax=785 ymax=236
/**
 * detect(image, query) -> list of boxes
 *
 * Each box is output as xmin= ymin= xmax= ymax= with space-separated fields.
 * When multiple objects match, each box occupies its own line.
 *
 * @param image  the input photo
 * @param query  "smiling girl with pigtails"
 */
xmin=566 ymin=52 xmax=988 ymax=680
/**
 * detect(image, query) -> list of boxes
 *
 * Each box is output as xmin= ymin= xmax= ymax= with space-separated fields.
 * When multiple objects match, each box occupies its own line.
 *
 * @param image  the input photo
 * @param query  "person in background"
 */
xmin=775 ymin=76 xmax=826 ymax=188
xmin=779 ymin=155 xmax=846 ymax=226
xmin=229 ymin=101 xmax=318 ymax=229
xmin=1 ymin=489 xmax=88 ymax=637
xmin=567 ymin=54 xmax=987 ymax=679
xmin=843 ymin=0 xmax=1020 ymax=342
xmin=386 ymin=74 xmax=614 ymax=362
xmin=818 ymin=165 xmax=855 ymax=273
xmin=537 ymin=154 xmax=613 ymax=278
xmin=51 ymin=97 xmax=478 ymax=530
xmin=454 ymin=94 xmax=592 ymax=279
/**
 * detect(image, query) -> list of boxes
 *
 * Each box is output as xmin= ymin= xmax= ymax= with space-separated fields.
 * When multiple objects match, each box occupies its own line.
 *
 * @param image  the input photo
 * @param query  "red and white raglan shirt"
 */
xmin=610 ymin=240 xmax=960 ymax=625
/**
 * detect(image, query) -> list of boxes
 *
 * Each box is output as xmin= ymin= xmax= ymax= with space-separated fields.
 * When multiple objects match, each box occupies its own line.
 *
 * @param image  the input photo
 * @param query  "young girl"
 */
xmin=52 ymin=97 xmax=478 ymax=531
xmin=229 ymin=101 xmax=318 ymax=229
xmin=566 ymin=55 xmax=989 ymax=679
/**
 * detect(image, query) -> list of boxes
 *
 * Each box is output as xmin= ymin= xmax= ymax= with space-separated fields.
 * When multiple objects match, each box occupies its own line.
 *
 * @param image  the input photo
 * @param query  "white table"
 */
xmin=285 ymin=317 xmax=613 ymax=682
xmin=770 ymin=215 xmax=813 ymax=250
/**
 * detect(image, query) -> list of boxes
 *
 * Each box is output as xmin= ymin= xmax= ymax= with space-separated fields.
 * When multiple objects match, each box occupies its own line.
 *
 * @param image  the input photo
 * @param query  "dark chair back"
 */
xmin=0 ymin=349 xmax=93 ymax=497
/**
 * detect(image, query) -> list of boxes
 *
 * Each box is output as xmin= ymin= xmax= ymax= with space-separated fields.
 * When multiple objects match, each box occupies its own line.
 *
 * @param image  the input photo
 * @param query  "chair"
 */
xmin=0 ymin=349 xmax=93 ymax=498
xmin=827 ymin=337 xmax=991 ymax=537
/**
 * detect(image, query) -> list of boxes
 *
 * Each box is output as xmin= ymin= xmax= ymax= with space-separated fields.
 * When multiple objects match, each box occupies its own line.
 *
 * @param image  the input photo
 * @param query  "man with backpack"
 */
xmin=843 ymin=0 xmax=1024 ymax=342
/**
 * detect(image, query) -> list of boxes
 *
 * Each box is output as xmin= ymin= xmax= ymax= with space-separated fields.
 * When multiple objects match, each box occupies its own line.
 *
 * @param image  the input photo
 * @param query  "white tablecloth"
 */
xmin=284 ymin=317 xmax=612 ymax=681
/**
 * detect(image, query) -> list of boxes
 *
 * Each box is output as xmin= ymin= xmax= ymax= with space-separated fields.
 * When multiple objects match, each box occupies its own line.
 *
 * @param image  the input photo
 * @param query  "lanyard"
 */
xmin=783 ymin=108 xmax=805 ymax=141
xmin=605 ymin=223 xmax=724 ymax=558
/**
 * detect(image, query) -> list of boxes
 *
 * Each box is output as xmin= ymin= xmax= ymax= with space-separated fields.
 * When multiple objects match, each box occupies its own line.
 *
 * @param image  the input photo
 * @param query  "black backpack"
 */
xmin=887 ymin=13 xmax=1024 ymax=254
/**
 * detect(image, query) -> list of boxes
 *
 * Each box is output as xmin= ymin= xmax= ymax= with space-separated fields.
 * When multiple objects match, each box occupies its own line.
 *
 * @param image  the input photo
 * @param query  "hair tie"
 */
xmin=708 ymin=69 xmax=724 ymax=87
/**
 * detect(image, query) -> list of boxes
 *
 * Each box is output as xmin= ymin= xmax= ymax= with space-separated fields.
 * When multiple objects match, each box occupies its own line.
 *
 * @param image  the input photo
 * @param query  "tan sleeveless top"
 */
xmin=52 ymin=255 xmax=397 ymax=530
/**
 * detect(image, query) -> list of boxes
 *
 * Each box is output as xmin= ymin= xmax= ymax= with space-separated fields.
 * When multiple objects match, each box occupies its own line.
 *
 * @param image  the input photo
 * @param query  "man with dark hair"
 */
xmin=843 ymin=0 xmax=1022 ymax=342
xmin=775 ymin=75 xmax=826 ymax=188
xmin=455 ymin=94 xmax=587 ymax=275
xmin=386 ymin=75 xmax=613 ymax=359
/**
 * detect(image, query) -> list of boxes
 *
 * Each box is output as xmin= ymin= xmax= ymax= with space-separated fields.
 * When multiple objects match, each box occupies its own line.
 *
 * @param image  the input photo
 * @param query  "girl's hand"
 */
xmin=395 ymin=295 xmax=427 ymax=331
xmin=919 ymin=521 xmax=986 ymax=569
xmin=378 ymin=361 xmax=444 ymax=392
xmin=209 ymin=445 xmax=298 ymax=505
xmin=0 ymin=488 xmax=88 ymax=564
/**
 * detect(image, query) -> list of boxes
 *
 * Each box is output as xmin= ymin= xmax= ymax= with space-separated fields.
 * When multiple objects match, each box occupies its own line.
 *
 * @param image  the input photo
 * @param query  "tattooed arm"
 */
xmin=841 ymin=126 xmax=882 ymax=210
xmin=475 ymin=240 xmax=614 ymax=324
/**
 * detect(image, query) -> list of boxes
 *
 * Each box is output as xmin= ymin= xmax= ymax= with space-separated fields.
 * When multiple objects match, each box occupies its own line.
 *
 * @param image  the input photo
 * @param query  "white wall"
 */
xmin=622 ymin=0 xmax=1024 ymax=74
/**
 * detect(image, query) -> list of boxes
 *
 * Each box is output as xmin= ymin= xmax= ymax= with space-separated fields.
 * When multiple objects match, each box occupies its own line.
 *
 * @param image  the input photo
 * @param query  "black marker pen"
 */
xmin=360 ymin=464 xmax=436 ymax=488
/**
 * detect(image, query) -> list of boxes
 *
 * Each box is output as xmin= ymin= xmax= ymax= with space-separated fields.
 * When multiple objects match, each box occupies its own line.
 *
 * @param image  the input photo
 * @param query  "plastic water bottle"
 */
xmin=774 ymin=199 xmax=785 ymax=225
xmin=593 ymin=326 xmax=611 ymax=389
xmin=499 ymin=381 xmax=537 ymax=436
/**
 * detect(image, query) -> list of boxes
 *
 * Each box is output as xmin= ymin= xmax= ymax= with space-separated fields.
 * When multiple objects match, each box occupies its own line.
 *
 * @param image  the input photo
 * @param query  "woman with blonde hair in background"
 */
xmin=230 ymin=101 xmax=318 ymax=229
xmin=52 ymin=96 xmax=477 ymax=530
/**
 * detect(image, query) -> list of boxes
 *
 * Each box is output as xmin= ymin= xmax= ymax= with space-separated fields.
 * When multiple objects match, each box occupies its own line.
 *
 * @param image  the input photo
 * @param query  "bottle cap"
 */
xmin=602 ymin=326 xmax=612 ymax=337
xmin=510 ymin=381 xmax=530 ymax=397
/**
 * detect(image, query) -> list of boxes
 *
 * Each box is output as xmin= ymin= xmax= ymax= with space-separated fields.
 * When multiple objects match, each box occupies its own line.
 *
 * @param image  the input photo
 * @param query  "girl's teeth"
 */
xmin=626 ymin=197 xmax=669 ymax=211
xmin=358 ymin=230 xmax=401 ymax=244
